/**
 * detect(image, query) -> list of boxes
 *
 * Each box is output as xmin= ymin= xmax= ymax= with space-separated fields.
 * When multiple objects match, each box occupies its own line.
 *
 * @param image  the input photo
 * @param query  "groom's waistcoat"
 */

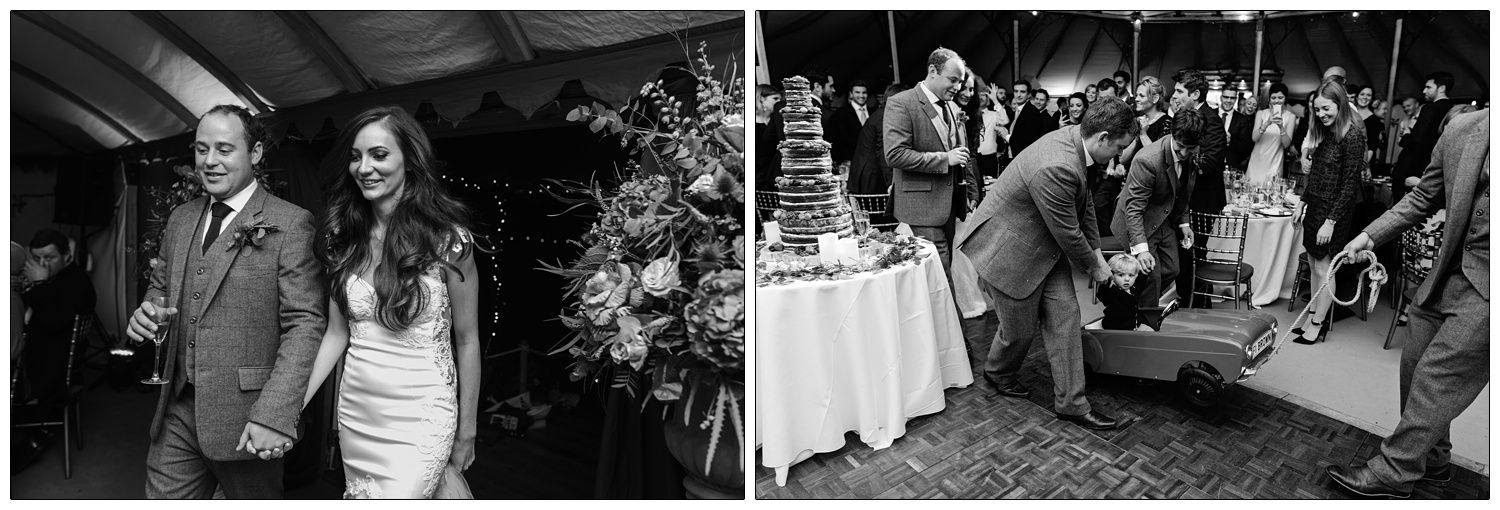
xmin=173 ymin=202 xmax=220 ymax=394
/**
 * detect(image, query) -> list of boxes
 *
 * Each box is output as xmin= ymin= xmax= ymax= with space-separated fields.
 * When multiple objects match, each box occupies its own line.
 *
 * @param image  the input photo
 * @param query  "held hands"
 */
xmin=1342 ymin=233 xmax=1377 ymax=263
xmin=1317 ymin=221 xmax=1335 ymax=245
xmin=237 ymin=422 xmax=294 ymax=461
xmin=1179 ymin=225 xmax=1194 ymax=249
xmin=450 ymin=433 xmax=477 ymax=471
xmin=947 ymin=147 xmax=971 ymax=167
xmin=1107 ymin=163 xmax=1127 ymax=178
xmin=1137 ymin=251 xmax=1157 ymax=274
xmin=125 ymin=300 xmax=178 ymax=344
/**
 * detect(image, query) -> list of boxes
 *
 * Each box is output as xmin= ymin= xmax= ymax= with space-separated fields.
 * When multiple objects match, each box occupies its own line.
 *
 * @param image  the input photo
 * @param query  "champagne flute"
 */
xmin=142 ymin=295 xmax=174 ymax=385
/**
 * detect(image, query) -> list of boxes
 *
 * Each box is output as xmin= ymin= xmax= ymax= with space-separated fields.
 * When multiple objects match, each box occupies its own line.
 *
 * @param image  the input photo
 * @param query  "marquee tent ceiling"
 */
xmin=760 ymin=10 xmax=1486 ymax=105
xmin=11 ymin=10 xmax=744 ymax=156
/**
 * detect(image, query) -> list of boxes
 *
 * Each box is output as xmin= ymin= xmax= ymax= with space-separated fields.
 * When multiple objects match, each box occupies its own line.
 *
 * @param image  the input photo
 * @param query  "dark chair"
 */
xmin=754 ymin=190 xmax=780 ymax=227
xmin=12 ymin=314 xmax=93 ymax=479
xmin=1189 ymin=212 xmax=1255 ymax=310
xmin=1384 ymin=227 xmax=1442 ymax=350
xmin=847 ymin=193 xmax=896 ymax=231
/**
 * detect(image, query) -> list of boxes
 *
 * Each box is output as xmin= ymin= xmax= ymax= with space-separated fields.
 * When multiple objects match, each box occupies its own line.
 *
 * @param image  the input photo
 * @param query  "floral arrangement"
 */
xmin=754 ymin=232 xmax=926 ymax=286
xmin=140 ymin=163 xmax=278 ymax=281
xmin=542 ymin=40 xmax=745 ymax=473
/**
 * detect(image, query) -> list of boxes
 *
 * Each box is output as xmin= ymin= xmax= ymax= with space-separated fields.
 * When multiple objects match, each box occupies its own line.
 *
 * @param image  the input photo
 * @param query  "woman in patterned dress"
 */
xmin=1291 ymin=81 xmax=1367 ymax=345
xmin=305 ymin=105 xmax=486 ymax=498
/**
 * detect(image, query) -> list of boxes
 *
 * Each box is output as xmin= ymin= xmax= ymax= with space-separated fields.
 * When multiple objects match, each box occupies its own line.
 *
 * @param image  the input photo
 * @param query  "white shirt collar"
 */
xmin=918 ymin=82 xmax=942 ymax=105
xmin=1079 ymin=131 xmax=1095 ymax=167
xmin=214 ymin=178 xmax=258 ymax=213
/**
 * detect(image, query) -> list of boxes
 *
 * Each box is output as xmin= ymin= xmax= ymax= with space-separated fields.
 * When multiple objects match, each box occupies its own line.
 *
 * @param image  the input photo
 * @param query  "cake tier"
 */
xmin=780 ymin=105 xmax=821 ymax=122
xmin=780 ymin=166 xmax=833 ymax=177
xmin=776 ymin=182 xmax=839 ymax=194
xmin=782 ymin=155 xmax=832 ymax=168
xmin=781 ymin=212 xmax=854 ymax=230
xmin=778 ymin=139 xmax=831 ymax=157
xmin=780 ymin=204 xmax=852 ymax=221
xmin=782 ymin=76 xmax=810 ymax=90
xmin=781 ymin=226 xmax=856 ymax=245
xmin=779 ymin=189 xmax=841 ymax=204
xmin=779 ymin=196 xmax=843 ymax=211
xmin=776 ymin=175 xmax=839 ymax=188
xmin=785 ymin=121 xmax=823 ymax=138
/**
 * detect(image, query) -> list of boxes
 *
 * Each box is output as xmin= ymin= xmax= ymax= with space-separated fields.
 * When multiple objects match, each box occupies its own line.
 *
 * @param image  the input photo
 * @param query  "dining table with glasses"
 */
xmin=1207 ymin=175 xmax=1307 ymax=307
xmin=754 ymin=236 xmax=973 ymax=487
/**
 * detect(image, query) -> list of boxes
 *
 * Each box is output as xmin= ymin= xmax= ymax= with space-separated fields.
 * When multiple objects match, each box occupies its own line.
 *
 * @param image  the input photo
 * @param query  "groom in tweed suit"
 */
xmin=1328 ymin=109 xmax=1488 ymax=498
xmin=957 ymin=97 xmax=1139 ymax=430
xmin=127 ymin=105 xmax=326 ymax=498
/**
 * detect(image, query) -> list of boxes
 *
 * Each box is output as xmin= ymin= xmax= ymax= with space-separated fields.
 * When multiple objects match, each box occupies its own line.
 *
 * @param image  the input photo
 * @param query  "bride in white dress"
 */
xmin=305 ymin=106 xmax=484 ymax=498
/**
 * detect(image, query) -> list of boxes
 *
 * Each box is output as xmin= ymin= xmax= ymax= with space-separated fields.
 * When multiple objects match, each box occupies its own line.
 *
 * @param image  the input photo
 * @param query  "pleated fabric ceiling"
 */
xmin=10 ymin=10 xmax=745 ymax=156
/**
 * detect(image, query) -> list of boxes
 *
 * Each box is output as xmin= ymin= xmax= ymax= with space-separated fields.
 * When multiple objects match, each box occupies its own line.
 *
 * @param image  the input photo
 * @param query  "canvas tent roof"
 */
xmin=759 ymin=10 xmax=1486 ymax=103
xmin=11 ymin=10 xmax=744 ymax=156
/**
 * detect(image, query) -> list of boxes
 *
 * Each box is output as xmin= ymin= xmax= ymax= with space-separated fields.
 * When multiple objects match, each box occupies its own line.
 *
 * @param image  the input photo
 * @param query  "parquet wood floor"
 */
xmin=755 ymin=312 xmax=1489 ymax=499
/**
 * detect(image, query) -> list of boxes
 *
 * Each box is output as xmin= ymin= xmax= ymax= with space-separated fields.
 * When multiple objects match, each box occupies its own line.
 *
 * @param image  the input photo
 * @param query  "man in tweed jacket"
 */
xmin=127 ymin=105 xmax=326 ymax=498
xmin=1328 ymin=109 xmax=1488 ymax=498
xmin=957 ymin=97 xmax=1138 ymax=430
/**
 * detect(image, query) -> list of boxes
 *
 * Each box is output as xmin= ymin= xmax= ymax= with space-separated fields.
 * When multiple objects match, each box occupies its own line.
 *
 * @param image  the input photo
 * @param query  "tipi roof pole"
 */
xmin=1014 ymin=15 xmax=1021 ymax=86
xmin=1253 ymin=13 xmax=1264 ymax=101
xmin=1131 ymin=14 xmax=1140 ymax=94
xmin=755 ymin=12 xmax=770 ymax=85
xmin=1384 ymin=16 xmax=1404 ymax=163
xmin=888 ymin=12 xmax=901 ymax=83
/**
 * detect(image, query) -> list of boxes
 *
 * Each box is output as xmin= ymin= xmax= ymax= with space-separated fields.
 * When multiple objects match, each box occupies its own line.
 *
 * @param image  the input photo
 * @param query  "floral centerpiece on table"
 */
xmin=140 ymin=163 xmax=279 ymax=281
xmin=540 ymin=40 xmax=745 ymax=485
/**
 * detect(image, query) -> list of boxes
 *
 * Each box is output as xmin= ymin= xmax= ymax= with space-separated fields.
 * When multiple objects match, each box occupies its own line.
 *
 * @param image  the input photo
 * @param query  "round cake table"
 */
xmin=754 ymin=239 xmax=973 ymax=486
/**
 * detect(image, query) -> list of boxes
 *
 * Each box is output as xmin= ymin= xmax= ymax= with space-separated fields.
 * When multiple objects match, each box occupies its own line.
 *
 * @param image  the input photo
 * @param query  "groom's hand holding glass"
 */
xmin=126 ymin=298 xmax=178 ymax=344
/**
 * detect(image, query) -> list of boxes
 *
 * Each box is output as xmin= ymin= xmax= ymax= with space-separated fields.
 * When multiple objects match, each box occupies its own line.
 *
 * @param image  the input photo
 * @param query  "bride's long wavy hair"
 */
xmin=314 ymin=105 xmax=486 ymax=331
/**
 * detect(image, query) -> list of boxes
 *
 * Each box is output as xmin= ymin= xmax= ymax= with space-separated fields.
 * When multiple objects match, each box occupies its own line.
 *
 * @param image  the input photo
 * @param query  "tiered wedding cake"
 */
xmin=775 ymin=76 xmax=853 ymax=249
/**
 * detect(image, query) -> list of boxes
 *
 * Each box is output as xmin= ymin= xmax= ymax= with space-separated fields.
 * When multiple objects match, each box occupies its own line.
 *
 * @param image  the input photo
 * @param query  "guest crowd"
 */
xmin=756 ymin=46 xmax=1487 ymax=499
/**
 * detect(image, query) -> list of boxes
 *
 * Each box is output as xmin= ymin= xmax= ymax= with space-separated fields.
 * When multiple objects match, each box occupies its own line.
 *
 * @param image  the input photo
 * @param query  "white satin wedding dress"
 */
xmin=338 ymin=264 xmax=456 ymax=499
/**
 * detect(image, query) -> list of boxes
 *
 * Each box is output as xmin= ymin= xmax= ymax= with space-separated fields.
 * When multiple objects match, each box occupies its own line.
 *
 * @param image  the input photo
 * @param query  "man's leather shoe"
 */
xmin=982 ymin=372 xmax=1030 ymax=399
xmin=1056 ymin=411 xmax=1119 ymax=430
xmin=1419 ymin=463 xmax=1453 ymax=487
xmin=1325 ymin=465 xmax=1411 ymax=498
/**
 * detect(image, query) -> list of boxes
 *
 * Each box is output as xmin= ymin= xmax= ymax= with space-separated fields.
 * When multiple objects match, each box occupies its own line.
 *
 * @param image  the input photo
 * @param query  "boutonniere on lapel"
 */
xmin=228 ymin=214 xmax=281 ymax=252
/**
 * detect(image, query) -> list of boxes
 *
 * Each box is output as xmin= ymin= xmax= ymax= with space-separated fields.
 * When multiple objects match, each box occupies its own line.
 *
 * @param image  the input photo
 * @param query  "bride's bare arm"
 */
xmin=446 ymin=242 xmax=482 ymax=470
xmin=303 ymin=299 xmax=349 ymax=409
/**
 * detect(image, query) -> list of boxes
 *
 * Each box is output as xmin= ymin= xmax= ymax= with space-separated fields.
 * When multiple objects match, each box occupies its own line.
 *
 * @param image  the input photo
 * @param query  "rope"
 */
xmin=1265 ymin=250 xmax=1388 ymax=357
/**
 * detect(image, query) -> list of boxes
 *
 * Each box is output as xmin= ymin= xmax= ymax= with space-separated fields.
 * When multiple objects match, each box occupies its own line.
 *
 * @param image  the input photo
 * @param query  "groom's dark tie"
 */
xmin=203 ymin=201 xmax=233 ymax=254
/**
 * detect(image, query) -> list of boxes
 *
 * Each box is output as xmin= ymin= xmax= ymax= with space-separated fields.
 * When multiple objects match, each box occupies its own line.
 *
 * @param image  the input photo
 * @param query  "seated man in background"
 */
xmin=19 ymin=229 xmax=97 ymax=402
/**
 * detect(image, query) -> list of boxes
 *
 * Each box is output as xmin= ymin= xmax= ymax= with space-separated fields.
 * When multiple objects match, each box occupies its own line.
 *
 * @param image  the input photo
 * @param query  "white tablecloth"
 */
xmin=1207 ymin=213 xmax=1306 ymax=307
xmin=754 ymin=240 xmax=973 ymax=486
xmin=950 ymin=217 xmax=992 ymax=319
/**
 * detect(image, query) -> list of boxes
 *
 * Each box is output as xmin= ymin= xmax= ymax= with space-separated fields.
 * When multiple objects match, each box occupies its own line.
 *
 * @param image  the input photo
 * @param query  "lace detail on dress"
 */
xmin=416 ymin=396 xmax=458 ymax=498
xmin=344 ymin=475 xmax=384 ymax=499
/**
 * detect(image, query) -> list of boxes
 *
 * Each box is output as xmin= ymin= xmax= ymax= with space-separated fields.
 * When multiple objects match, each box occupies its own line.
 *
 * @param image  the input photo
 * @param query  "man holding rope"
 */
xmin=1326 ymin=109 xmax=1488 ymax=498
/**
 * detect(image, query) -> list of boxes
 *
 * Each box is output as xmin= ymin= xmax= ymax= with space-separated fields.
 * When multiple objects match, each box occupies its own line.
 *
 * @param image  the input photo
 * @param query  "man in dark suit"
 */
xmin=127 ymin=105 xmax=327 ymax=498
xmin=1328 ymin=109 xmax=1488 ymax=499
xmin=1009 ymin=85 xmax=1057 ymax=158
xmin=1171 ymin=68 xmax=1226 ymax=307
xmin=1219 ymin=89 xmax=1254 ymax=173
xmin=1112 ymin=109 xmax=1206 ymax=308
xmin=848 ymin=83 xmax=906 ymax=195
xmin=831 ymin=80 xmax=871 ymax=168
xmin=885 ymin=47 xmax=978 ymax=282
xmin=957 ymin=97 xmax=1140 ymax=430
xmin=18 ymin=229 xmax=96 ymax=402
xmin=1393 ymin=72 xmax=1457 ymax=200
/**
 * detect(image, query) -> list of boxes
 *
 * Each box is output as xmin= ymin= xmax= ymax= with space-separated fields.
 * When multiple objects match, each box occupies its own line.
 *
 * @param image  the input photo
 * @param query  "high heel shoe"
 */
xmin=1314 ymin=321 xmax=1330 ymax=344
xmin=1292 ymin=321 xmax=1321 ymax=345
xmin=1289 ymin=326 xmax=1308 ymax=344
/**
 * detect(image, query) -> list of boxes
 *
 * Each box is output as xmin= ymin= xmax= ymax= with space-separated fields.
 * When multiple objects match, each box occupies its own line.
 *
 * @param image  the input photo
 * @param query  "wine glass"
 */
xmin=852 ymin=210 xmax=871 ymax=236
xmin=142 ymin=295 xmax=174 ymax=385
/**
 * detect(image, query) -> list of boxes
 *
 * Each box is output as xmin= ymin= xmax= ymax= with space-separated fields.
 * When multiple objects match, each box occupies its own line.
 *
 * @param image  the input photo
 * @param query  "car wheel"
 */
xmin=1177 ymin=366 xmax=1223 ymax=407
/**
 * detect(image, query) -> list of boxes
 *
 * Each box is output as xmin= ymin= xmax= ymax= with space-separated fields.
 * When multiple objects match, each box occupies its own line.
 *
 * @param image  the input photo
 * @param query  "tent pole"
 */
xmin=1131 ymin=19 xmax=1140 ymax=93
xmin=755 ymin=12 xmax=770 ymax=85
xmin=888 ymin=12 xmax=901 ymax=83
xmin=1253 ymin=14 xmax=1264 ymax=101
xmin=1384 ymin=16 xmax=1404 ymax=164
xmin=1013 ymin=16 xmax=1021 ymax=85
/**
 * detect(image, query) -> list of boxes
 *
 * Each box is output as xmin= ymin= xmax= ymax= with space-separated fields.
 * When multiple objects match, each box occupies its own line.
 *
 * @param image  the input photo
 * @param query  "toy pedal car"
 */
xmin=1081 ymin=301 xmax=1279 ymax=407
